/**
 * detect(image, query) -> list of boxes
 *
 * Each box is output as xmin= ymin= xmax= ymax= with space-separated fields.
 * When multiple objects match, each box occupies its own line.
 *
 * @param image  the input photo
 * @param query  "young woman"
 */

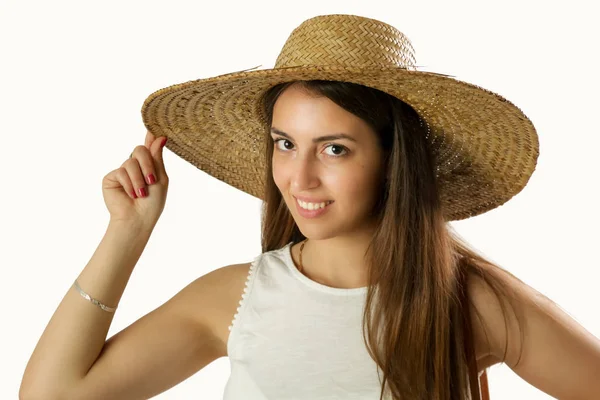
xmin=21 ymin=14 xmax=600 ymax=400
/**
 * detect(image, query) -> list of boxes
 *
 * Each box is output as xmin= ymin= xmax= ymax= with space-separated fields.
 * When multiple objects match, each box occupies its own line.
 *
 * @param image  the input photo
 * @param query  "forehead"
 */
xmin=271 ymin=85 xmax=374 ymax=139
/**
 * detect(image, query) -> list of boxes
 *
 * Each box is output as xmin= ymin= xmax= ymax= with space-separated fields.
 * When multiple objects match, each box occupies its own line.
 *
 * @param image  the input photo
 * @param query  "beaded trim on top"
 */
xmin=228 ymin=254 xmax=260 ymax=332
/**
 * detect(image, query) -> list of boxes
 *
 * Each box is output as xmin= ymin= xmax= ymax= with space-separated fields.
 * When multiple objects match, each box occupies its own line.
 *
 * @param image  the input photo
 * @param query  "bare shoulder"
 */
xmin=190 ymin=261 xmax=253 ymax=358
xmin=465 ymin=270 xmax=513 ymax=373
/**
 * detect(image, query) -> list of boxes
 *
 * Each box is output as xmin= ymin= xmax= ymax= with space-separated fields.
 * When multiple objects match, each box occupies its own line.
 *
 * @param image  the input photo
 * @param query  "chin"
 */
xmin=296 ymin=229 xmax=338 ymax=242
xmin=295 ymin=213 xmax=376 ymax=242
xmin=293 ymin=215 xmax=347 ymax=241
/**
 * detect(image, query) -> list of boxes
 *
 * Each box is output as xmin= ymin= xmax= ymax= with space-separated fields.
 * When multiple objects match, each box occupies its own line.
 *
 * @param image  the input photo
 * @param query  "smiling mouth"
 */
xmin=295 ymin=197 xmax=334 ymax=210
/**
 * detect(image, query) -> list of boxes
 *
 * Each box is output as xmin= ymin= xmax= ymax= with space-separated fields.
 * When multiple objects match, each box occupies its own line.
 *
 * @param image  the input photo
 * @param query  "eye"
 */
xmin=324 ymin=144 xmax=348 ymax=157
xmin=274 ymin=138 xmax=294 ymax=152
xmin=273 ymin=138 xmax=349 ymax=158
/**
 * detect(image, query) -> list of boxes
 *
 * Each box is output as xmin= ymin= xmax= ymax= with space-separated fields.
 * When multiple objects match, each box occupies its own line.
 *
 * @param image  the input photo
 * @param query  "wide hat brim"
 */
xmin=140 ymin=64 xmax=539 ymax=221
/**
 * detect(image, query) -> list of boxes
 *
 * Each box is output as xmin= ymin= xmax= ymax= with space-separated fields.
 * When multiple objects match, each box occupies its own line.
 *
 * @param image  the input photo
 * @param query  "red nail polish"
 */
xmin=160 ymin=138 xmax=167 ymax=148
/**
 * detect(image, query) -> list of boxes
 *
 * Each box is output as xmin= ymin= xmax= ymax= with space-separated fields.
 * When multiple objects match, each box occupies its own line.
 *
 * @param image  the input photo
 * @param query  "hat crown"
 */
xmin=274 ymin=14 xmax=417 ymax=70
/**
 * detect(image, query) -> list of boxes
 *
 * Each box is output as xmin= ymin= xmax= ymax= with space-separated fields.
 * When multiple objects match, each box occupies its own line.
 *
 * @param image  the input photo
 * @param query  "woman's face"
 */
xmin=270 ymin=83 xmax=386 ymax=240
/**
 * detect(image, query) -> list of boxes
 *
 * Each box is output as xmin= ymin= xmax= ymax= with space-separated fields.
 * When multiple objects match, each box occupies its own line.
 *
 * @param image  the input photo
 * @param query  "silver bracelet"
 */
xmin=73 ymin=279 xmax=117 ymax=313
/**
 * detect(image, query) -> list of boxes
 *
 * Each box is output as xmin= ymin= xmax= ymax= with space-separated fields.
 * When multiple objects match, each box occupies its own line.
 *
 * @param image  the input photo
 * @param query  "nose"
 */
xmin=290 ymin=151 xmax=320 ymax=192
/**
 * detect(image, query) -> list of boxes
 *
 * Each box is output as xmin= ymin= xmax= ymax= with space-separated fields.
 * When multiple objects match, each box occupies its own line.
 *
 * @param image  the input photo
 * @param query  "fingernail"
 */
xmin=147 ymin=174 xmax=156 ymax=185
xmin=139 ymin=187 xmax=147 ymax=197
xmin=160 ymin=137 xmax=167 ymax=148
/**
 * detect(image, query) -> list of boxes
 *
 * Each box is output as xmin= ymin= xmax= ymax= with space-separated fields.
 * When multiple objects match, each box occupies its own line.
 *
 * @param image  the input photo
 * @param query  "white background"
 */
xmin=2 ymin=0 xmax=598 ymax=399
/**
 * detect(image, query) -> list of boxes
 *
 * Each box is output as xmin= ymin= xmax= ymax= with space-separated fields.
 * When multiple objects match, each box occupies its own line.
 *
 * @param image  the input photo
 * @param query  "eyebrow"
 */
xmin=270 ymin=127 xmax=357 ymax=143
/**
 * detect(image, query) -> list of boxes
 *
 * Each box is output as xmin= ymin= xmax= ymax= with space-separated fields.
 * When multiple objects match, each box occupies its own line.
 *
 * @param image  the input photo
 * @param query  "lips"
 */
xmin=293 ymin=196 xmax=334 ymax=218
xmin=293 ymin=195 xmax=333 ymax=204
xmin=295 ymin=198 xmax=333 ymax=210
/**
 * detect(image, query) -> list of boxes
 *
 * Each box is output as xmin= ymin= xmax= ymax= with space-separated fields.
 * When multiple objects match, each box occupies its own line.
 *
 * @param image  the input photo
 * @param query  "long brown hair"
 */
xmin=259 ymin=80 xmax=531 ymax=399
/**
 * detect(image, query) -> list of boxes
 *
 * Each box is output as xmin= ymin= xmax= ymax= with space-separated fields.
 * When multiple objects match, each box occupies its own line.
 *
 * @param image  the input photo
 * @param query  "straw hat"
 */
xmin=140 ymin=14 xmax=539 ymax=221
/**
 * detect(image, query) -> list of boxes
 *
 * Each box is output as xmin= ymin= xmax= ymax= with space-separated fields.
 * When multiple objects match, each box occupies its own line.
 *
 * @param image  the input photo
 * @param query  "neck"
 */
xmin=296 ymin=231 xmax=373 ymax=289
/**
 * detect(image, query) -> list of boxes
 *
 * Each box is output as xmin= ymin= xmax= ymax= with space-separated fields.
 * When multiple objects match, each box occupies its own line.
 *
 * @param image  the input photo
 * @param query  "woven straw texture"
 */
xmin=141 ymin=14 xmax=539 ymax=221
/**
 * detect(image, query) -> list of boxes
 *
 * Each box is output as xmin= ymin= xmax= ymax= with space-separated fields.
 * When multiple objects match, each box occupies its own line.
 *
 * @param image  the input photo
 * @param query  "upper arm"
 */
xmin=468 ymin=269 xmax=600 ymax=399
xmin=467 ymin=272 xmax=509 ymax=372
xmin=65 ymin=263 xmax=245 ymax=400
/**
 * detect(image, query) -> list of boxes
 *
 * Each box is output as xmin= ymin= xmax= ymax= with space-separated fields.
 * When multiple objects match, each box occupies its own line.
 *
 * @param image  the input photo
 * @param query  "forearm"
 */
xmin=20 ymin=221 xmax=153 ymax=398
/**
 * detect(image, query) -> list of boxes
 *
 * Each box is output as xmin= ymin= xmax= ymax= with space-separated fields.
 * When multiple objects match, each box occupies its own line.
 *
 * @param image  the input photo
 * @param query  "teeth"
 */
xmin=297 ymin=199 xmax=332 ymax=210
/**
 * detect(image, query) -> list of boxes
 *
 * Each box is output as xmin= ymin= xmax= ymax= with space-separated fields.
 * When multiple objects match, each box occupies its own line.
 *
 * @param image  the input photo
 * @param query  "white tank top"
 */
xmin=223 ymin=241 xmax=388 ymax=399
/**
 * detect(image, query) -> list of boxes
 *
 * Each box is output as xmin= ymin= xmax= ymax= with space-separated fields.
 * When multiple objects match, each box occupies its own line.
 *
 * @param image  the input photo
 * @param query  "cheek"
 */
xmin=271 ymin=159 xmax=285 ymax=188
xmin=321 ymin=169 xmax=355 ymax=194
xmin=329 ymin=164 xmax=381 ymax=205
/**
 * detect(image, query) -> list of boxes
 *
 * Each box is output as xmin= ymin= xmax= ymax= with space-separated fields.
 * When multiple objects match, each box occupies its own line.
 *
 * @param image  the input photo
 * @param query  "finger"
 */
xmin=129 ymin=143 xmax=162 ymax=186
xmin=113 ymin=167 xmax=138 ymax=200
xmin=151 ymin=136 xmax=168 ymax=180
xmin=145 ymin=129 xmax=157 ymax=150
xmin=123 ymin=157 xmax=149 ymax=198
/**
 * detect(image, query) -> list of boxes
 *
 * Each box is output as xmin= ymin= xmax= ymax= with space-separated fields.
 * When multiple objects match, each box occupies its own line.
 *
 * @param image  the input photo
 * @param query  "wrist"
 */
xmin=107 ymin=219 xmax=154 ymax=238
